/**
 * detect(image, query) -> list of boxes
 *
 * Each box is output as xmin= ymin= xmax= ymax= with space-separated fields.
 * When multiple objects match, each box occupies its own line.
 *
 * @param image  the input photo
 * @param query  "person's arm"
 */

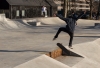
xmin=76 ymin=11 xmax=86 ymax=20
xmin=75 ymin=22 xmax=77 ymax=25
xmin=56 ymin=14 xmax=67 ymax=21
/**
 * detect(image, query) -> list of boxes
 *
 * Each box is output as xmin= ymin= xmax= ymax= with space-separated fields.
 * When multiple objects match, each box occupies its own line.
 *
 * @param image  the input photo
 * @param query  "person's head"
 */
xmin=43 ymin=5 xmax=46 ymax=7
xmin=68 ymin=13 xmax=77 ymax=20
xmin=72 ymin=11 xmax=75 ymax=14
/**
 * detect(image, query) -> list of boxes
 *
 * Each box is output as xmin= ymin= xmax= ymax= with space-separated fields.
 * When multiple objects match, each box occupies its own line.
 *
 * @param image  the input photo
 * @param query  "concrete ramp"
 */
xmin=0 ymin=15 xmax=66 ymax=30
xmin=0 ymin=14 xmax=18 ymax=29
xmin=37 ymin=18 xmax=100 ymax=26
xmin=14 ymin=55 xmax=70 ymax=68
xmin=77 ymin=19 xmax=100 ymax=25
xmin=14 ymin=37 xmax=100 ymax=68
xmin=37 ymin=17 xmax=65 ymax=25
xmin=72 ymin=58 xmax=100 ymax=68
xmin=1 ymin=14 xmax=100 ymax=30
xmin=72 ymin=40 xmax=100 ymax=63
xmin=0 ymin=14 xmax=38 ymax=29
xmin=0 ymin=16 xmax=100 ymax=68
xmin=61 ymin=38 xmax=100 ymax=68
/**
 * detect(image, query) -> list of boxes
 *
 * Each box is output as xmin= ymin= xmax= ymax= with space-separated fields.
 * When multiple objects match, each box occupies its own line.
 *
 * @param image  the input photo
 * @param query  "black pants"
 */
xmin=43 ymin=12 xmax=45 ymax=16
xmin=54 ymin=27 xmax=73 ymax=47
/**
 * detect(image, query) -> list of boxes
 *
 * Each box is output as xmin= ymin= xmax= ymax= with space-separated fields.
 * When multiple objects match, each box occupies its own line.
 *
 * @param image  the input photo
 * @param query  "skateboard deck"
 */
xmin=57 ymin=43 xmax=71 ymax=55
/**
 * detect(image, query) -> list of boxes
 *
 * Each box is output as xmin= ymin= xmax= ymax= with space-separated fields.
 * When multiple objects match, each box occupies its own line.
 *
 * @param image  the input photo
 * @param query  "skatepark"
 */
xmin=1 ymin=14 xmax=100 ymax=68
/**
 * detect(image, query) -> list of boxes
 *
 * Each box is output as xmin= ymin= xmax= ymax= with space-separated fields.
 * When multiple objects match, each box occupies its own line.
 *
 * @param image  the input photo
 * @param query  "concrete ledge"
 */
xmin=14 ymin=55 xmax=70 ymax=68
xmin=94 ymin=23 xmax=100 ymax=26
xmin=27 ymin=22 xmax=41 ymax=26
xmin=45 ymin=47 xmax=83 ymax=59
xmin=46 ymin=48 xmax=62 ymax=58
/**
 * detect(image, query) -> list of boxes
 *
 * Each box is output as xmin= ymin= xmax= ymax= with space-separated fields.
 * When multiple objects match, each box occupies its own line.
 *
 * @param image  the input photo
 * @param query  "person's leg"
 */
xmin=68 ymin=32 xmax=74 ymax=48
xmin=53 ymin=27 xmax=66 ymax=40
xmin=43 ymin=12 xmax=45 ymax=17
xmin=45 ymin=11 xmax=47 ymax=17
xmin=41 ymin=11 xmax=43 ymax=16
xmin=53 ymin=27 xmax=74 ymax=48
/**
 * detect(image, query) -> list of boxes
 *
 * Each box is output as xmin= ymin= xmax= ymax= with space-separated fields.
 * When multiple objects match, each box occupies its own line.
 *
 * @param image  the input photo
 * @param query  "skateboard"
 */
xmin=57 ymin=43 xmax=72 ymax=55
xmin=57 ymin=43 xmax=83 ymax=57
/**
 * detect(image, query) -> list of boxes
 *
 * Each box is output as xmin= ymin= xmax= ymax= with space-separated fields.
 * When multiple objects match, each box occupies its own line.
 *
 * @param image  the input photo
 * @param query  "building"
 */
xmin=75 ymin=0 xmax=90 ymax=11
xmin=53 ymin=0 xmax=90 ymax=15
xmin=0 ymin=0 xmax=57 ymax=19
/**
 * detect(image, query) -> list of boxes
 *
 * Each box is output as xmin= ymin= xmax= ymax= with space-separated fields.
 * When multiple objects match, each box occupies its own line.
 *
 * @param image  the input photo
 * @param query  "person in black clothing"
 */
xmin=53 ymin=11 xmax=86 ymax=49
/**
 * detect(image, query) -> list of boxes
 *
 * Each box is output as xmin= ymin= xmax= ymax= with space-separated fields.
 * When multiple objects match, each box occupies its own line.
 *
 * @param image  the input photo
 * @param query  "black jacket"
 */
xmin=56 ymin=13 xmax=84 ymax=33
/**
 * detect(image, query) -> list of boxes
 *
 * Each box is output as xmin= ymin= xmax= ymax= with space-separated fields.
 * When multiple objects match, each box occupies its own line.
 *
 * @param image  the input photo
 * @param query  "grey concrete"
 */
xmin=0 ymin=14 xmax=100 ymax=68
xmin=14 ymin=55 xmax=71 ymax=68
xmin=56 ymin=39 xmax=100 ymax=68
xmin=56 ymin=56 xmax=83 ymax=67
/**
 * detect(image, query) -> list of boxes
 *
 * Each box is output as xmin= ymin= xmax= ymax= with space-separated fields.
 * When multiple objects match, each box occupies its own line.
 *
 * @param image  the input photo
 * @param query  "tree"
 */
xmin=63 ymin=0 xmax=67 ymax=17
xmin=63 ymin=0 xmax=76 ymax=17
xmin=96 ymin=0 xmax=100 ymax=20
xmin=85 ymin=0 xmax=94 ymax=19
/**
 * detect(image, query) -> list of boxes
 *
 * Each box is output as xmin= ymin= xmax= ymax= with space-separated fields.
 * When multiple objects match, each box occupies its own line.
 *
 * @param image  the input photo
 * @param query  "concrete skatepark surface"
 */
xmin=1 ymin=14 xmax=100 ymax=68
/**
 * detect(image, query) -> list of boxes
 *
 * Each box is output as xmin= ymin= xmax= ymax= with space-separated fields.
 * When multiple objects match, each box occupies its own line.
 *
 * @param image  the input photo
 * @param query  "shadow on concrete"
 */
xmin=81 ymin=26 xmax=95 ymax=29
xmin=15 ymin=20 xmax=31 ymax=26
xmin=57 ymin=43 xmax=83 ymax=58
xmin=0 ymin=50 xmax=49 ymax=52
xmin=56 ymin=43 xmax=84 ymax=67
xmin=74 ymin=36 xmax=100 ymax=38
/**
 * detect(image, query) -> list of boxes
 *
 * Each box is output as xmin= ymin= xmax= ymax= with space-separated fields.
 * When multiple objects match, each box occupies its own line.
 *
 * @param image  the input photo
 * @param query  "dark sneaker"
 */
xmin=53 ymin=37 xmax=56 ymax=40
xmin=69 ymin=46 xmax=73 ymax=49
xmin=53 ymin=35 xmax=58 ymax=41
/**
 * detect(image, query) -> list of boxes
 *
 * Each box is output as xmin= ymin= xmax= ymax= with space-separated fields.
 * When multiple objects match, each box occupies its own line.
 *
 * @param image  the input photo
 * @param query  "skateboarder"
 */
xmin=53 ymin=11 xmax=86 ymax=49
